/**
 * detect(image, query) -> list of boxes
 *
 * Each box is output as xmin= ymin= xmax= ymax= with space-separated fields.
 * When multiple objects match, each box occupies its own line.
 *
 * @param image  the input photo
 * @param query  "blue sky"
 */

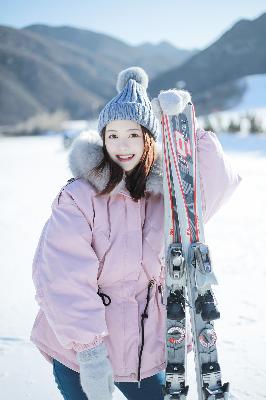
xmin=1 ymin=0 xmax=265 ymax=49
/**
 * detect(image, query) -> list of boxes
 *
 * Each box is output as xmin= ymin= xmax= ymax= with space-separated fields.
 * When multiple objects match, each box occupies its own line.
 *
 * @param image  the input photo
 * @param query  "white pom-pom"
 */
xmin=158 ymin=89 xmax=191 ymax=115
xmin=151 ymin=98 xmax=163 ymax=120
xmin=116 ymin=67 xmax=149 ymax=92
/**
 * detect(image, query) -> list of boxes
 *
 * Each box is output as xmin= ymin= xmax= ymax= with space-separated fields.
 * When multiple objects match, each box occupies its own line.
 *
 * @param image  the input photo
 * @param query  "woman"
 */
xmin=30 ymin=67 xmax=241 ymax=400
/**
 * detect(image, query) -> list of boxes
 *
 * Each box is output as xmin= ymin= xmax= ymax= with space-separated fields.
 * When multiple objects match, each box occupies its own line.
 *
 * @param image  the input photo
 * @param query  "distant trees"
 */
xmin=0 ymin=110 xmax=69 ymax=136
xmin=198 ymin=110 xmax=266 ymax=134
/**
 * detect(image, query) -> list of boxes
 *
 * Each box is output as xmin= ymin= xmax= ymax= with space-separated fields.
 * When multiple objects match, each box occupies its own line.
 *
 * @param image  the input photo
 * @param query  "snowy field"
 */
xmin=232 ymin=74 xmax=266 ymax=112
xmin=0 ymin=132 xmax=266 ymax=399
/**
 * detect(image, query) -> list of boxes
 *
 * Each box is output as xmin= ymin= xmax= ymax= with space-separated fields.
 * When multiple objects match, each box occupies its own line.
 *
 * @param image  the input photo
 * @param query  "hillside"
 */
xmin=149 ymin=13 xmax=266 ymax=115
xmin=0 ymin=24 xmax=195 ymax=125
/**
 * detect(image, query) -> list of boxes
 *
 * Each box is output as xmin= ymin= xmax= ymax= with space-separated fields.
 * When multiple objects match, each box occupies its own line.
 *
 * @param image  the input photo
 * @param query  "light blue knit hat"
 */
xmin=98 ymin=66 xmax=160 ymax=141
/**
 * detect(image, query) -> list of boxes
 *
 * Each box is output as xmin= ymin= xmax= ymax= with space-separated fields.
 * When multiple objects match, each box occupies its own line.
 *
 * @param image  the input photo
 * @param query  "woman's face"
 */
xmin=105 ymin=120 xmax=144 ymax=172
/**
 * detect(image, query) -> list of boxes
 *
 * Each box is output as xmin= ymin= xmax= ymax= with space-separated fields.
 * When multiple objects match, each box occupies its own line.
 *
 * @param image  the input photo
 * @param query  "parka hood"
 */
xmin=68 ymin=130 xmax=163 ymax=196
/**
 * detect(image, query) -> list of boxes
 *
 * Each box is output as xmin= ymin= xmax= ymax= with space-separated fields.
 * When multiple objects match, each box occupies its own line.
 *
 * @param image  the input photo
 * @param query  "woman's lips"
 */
xmin=116 ymin=154 xmax=135 ymax=162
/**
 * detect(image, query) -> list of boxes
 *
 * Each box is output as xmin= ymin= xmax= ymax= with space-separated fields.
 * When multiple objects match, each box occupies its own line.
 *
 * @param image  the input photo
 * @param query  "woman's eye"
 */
xmin=130 ymin=133 xmax=140 ymax=138
xmin=108 ymin=134 xmax=117 ymax=139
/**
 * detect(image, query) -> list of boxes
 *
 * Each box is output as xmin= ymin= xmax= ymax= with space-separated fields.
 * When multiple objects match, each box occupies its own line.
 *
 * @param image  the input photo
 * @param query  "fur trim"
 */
xmin=145 ymin=151 xmax=163 ymax=195
xmin=68 ymin=130 xmax=110 ymax=194
xmin=68 ymin=130 xmax=163 ymax=196
xmin=158 ymin=89 xmax=191 ymax=115
xmin=116 ymin=67 xmax=149 ymax=92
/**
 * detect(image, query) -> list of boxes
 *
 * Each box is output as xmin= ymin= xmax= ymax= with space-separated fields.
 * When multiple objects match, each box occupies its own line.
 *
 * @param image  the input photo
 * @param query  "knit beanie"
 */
xmin=98 ymin=67 xmax=160 ymax=141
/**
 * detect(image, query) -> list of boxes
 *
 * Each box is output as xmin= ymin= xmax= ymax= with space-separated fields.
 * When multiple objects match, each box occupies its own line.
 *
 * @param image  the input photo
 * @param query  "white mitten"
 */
xmin=151 ymin=89 xmax=191 ymax=117
xmin=77 ymin=342 xmax=115 ymax=400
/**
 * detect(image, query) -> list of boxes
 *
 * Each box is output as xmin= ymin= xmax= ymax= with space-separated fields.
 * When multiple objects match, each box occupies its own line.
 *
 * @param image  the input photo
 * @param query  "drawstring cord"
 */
xmin=97 ymin=287 xmax=111 ymax=306
xmin=137 ymin=279 xmax=155 ymax=388
xmin=97 ymin=280 xmax=157 ymax=389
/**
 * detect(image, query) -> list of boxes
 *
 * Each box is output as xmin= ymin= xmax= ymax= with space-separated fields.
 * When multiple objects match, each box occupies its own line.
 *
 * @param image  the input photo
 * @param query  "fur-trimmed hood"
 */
xmin=68 ymin=130 xmax=163 ymax=196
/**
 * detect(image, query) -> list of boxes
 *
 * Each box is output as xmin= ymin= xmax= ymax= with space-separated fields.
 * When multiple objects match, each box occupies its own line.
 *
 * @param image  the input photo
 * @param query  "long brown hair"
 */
xmin=92 ymin=125 xmax=156 ymax=202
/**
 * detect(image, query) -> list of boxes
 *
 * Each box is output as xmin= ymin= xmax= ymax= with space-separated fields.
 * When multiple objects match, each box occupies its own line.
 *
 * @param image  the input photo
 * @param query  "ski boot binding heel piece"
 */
xmin=167 ymin=289 xmax=185 ymax=321
xmin=202 ymin=362 xmax=230 ymax=399
xmin=163 ymin=362 xmax=189 ymax=399
xmin=195 ymin=290 xmax=220 ymax=321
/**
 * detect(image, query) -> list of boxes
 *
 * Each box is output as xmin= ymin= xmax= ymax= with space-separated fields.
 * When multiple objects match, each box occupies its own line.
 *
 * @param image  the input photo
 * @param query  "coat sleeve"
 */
xmin=197 ymin=128 xmax=242 ymax=223
xmin=32 ymin=187 xmax=107 ymax=351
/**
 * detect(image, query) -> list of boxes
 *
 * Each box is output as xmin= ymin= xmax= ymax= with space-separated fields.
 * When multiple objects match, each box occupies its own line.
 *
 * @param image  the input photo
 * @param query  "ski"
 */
xmin=161 ymin=102 xmax=230 ymax=400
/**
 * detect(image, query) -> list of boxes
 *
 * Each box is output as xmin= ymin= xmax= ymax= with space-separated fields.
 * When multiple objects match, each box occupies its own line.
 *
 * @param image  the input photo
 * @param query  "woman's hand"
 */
xmin=151 ymin=89 xmax=191 ymax=117
xmin=77 ymin=342 xmax=115 ymax=400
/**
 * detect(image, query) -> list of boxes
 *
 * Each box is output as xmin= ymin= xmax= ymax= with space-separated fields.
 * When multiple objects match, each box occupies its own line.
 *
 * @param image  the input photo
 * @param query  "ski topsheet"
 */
xmin=161 ymin=102 xmax=230 ymax=400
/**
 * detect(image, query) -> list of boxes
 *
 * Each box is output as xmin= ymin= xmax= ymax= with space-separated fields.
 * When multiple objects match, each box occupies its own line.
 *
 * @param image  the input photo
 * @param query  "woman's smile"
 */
xmin=116 ymin=154 xmax=135 ymax=161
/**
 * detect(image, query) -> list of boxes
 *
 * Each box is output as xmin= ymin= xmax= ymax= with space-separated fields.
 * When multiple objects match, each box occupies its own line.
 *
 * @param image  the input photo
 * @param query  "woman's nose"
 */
xmin=117 ymin=139 xmax=130 ymax=152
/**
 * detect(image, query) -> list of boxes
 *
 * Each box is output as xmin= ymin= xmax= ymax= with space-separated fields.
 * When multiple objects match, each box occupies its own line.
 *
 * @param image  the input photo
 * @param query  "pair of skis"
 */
xmin=161 ymin=102 xmax=230 ymax=400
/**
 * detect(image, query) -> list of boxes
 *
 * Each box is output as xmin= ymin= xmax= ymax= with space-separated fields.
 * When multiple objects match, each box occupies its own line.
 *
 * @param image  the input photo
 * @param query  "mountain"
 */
xmin=25 ymin=26 xmax=196 ymax=78
xmin=149 ymin=13 xmax=266 ymax=115
xmin=0 ymin=24 xmax=195 ymax=125
xmin=132 ymin=41 xmax=197 ymax=77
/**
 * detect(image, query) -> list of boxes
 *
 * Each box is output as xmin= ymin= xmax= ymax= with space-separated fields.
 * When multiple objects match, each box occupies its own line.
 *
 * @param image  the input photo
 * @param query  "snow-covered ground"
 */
xmin=0 ymin=132 xmax=265 ymax=399
xmin=232 ymin=74 xmax=266 ymax=112
xmin=197 ymin=75 xmax=266 ymax=134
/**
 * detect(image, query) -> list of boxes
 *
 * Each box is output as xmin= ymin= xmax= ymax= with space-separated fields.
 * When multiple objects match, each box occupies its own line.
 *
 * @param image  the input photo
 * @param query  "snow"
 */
xmin=197 ymin=75 xmax=266 ymax=134
xmin=0 ymin=132 xmax=265 ymax=399
xmin=231 ymin=74 xmax=266 ymax=112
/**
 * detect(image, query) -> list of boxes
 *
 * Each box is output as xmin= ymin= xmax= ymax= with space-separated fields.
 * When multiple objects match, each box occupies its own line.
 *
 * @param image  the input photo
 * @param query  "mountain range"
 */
xmin=0 ymin=12 xmax=265 ymax=126
xmin=0 ymin=24 xmax=195 ymax=125
xmin=149 ymin=13 xmax=266 ymax=114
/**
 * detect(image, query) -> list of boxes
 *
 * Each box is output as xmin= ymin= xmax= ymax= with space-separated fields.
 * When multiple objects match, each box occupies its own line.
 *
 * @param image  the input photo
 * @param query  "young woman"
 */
xmin=30 ymin=67 xmax=241 ymax=400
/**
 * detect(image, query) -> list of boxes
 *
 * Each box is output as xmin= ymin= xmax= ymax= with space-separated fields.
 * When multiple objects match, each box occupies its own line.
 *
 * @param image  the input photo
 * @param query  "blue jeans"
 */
xmin=52 ymin=358 xmax=165 ymax=400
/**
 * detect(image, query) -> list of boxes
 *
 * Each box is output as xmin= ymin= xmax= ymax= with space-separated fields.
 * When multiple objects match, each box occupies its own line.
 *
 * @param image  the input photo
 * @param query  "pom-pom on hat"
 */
xmin=98 ymin=66 xmax=160 ymax=141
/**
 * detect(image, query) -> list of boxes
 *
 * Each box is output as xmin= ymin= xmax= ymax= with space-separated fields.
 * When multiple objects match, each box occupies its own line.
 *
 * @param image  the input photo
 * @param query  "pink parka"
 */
xmin=30 ymin=128 xmax=241 ymax=382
